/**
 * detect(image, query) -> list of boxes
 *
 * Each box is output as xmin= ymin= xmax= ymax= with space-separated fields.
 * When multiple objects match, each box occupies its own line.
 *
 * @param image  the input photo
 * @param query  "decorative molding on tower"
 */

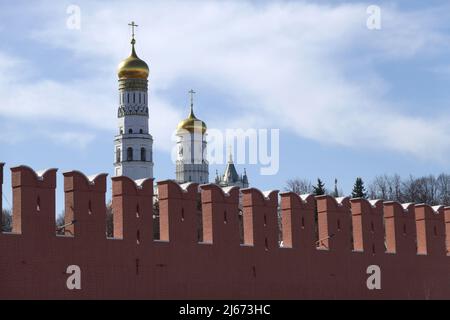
xmin=118 ymin=78 xmax=148 ymax=91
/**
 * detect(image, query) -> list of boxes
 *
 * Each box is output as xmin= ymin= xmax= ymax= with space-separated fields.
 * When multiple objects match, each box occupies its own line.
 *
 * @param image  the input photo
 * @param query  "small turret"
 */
xmin=217 ymin=149 xmax=249 ymax=188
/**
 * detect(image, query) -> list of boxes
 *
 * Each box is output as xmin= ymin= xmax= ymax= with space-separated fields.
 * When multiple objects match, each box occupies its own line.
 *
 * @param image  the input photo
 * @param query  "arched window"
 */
xmin=141 ymin=148 xmax=146 ymax=161
xmin=116 ymin=148 xmax=121 ymax=163
xmin=127 ymin=147 xmax=133 ymax=161
xmin=139 ymin=129 xmax=143 ymax=134
xmin=128 ymin=128 xmax=133 ymax=134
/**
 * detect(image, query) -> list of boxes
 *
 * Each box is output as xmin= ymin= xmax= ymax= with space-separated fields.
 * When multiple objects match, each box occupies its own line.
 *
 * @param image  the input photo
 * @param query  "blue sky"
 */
xmin=1 ymin=0 xmax=450 ymax=213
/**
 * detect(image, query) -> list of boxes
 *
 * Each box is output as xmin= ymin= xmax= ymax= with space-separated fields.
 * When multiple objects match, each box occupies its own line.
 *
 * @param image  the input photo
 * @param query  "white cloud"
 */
xmin=44 ymin=131 xmax=95 ymax=149
xmin=1 ymin=0 xmax=450 ymax=160
xmin=0 ymin=53 xmax=182 ymax=151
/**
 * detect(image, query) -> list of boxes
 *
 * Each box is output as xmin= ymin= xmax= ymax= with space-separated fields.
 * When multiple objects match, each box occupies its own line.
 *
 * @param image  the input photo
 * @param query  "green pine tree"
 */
xmin=352 ymin=177 xmax=367 ymax=199
xmin=313 ymin=178 xmax=326 ymax=196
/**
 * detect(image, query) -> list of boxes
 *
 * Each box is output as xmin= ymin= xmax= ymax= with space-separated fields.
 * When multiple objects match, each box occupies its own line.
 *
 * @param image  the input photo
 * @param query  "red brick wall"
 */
xmin=0 ymin=164 xmax=449 ymax=299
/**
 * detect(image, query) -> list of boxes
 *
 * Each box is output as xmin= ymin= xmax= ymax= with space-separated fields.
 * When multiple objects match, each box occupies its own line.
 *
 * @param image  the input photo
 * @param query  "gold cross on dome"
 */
xmin=128 ymin=21 xmax=139 ymax=40
xmin=189 ymin=89 xmax=196 ymax=108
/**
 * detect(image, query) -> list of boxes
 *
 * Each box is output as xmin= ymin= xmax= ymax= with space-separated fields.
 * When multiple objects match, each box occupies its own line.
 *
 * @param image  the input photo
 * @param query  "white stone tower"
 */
xmin=175 ymin=90 xmax=209 ymax=184
xmin=114 ymin=22 xmax=153 ymax=180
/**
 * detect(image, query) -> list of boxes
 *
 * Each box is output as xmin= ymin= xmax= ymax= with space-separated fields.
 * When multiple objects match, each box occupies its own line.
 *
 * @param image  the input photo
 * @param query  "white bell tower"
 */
xmin=114 ymin=22 xmax=154 ymax=180
xmin=175 ymin=90 xmax=209 ymax=184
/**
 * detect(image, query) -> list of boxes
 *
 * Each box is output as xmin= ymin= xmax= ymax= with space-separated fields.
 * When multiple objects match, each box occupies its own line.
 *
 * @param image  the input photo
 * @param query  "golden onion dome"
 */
xmin=177 ymin=108 xmax=207 ymax=134
xmin=117 ymin=39 xmax=149 ymax=80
